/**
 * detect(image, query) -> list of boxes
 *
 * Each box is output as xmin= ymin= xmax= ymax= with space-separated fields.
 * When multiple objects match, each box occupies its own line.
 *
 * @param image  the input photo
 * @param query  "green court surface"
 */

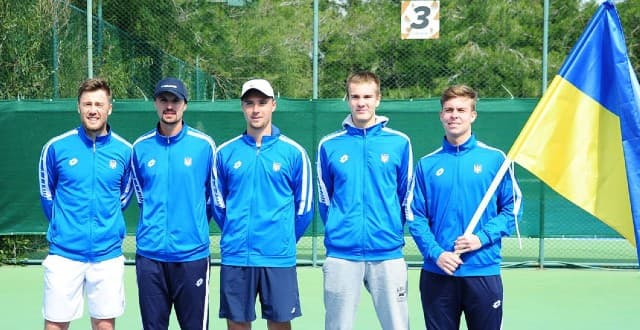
xmin=1 ymin=265 xmax=638 ymax=329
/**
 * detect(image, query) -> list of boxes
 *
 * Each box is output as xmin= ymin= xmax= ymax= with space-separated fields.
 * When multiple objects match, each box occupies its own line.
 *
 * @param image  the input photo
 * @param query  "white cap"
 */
xmin=241 ymin=79 xmax=274 ymax=99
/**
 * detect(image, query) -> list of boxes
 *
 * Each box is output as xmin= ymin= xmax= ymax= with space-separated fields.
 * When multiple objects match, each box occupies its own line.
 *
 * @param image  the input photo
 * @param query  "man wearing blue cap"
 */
xmin=131 ymin=77 xmax=217 ymax=329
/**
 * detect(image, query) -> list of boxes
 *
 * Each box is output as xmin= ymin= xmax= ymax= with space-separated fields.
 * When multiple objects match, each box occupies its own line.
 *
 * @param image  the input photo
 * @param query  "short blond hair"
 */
xmin=345 ymin=71 xmax=381 ymax=97
xmin=440 ymin=85 xmax=477 ymax=111
xmin=77 ymin=78 xmax=112 ymax=103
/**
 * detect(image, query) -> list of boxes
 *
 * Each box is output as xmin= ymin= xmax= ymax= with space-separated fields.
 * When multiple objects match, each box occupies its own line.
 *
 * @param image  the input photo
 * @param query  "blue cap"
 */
xmin=154 ymin=77 xmax=188 ymax=102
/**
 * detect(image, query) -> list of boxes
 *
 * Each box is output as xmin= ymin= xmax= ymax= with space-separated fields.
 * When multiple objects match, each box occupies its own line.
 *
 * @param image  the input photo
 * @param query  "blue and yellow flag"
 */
xmin=508 ymin=1 xmax=640 ymax=261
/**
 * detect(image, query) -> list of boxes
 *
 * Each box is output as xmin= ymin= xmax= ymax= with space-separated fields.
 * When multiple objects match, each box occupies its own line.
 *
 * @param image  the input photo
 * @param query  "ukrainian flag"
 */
xmin=508 ymin=1 xmax=640 ymax=261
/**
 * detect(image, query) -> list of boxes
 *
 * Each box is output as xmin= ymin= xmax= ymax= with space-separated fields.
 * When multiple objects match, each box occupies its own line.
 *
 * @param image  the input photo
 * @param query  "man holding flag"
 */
xmin=507 ymin=0 xmax=640 ymax=261
xmin=408 ymin=0 xmax=640 ymax=327
xmin=406 ymin=84 xmax=522 ymax=330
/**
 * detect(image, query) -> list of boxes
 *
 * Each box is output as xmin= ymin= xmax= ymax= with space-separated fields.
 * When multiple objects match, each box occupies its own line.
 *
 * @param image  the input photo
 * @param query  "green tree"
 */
xmin=617 ymin=0 xmax=640 ymax=75
xmin=182 ymin=0 xmax=313 ymax=99
xmin=319 ymin=0 xmax=546 ymax=98
xmin=2 ymin=0 xmax=638 ymax=99
xmin=0 ymin=0 xmax=67 ymax=99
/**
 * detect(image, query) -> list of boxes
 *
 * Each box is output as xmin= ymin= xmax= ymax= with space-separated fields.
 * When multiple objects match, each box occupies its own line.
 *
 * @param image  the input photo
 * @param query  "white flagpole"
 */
xmin=463 ymin=158 xmax=512 ymax=236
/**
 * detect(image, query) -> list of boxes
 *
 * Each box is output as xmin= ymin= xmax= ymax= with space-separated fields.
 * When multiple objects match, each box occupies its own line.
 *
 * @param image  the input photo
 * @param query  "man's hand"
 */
xmin=436 ymin=251 xmax=463 ymax=275
xmin=454 ymin=234 xmax=481 ymax=255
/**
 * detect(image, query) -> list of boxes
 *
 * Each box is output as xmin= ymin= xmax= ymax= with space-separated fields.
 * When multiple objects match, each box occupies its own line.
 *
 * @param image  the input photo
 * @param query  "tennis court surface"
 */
xmin=1 ymin=265 xmax=638 ymax=329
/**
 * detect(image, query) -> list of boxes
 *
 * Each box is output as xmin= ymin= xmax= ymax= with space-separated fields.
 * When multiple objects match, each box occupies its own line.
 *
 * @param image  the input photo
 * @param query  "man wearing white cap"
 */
xmin=131 ymin=77 xmax=216 ymax=329
xmin=212 ymin=78 xmax=314 ymax=330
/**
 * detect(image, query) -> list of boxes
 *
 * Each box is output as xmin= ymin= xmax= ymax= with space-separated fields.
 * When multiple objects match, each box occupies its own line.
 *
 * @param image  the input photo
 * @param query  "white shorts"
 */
xmin=42 ymin=254 xmax=125 ymax=322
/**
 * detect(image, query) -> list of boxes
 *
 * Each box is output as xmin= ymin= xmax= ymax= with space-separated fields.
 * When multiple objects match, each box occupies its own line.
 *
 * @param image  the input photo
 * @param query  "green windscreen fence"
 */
xmin=1 ymin=98 xmax=636 ymax=265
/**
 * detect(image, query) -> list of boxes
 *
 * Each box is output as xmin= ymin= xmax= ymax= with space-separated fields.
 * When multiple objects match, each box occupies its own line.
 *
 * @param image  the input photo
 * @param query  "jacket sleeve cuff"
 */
xmin=477 ymin=231 xmax=491 ymax=246
xmin=429 ymin=246 xmax=446 ymax=262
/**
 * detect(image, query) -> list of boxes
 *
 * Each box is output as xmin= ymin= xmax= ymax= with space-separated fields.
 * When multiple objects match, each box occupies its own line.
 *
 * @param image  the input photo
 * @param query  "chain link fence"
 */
xmin=6 ymin=0 xmax=637 ymax=100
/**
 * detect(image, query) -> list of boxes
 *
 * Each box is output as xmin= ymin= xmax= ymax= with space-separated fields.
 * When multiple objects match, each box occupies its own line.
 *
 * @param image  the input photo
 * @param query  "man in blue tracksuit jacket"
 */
xmin=317 ymin=71 xmax=413 ymax=330
xmin=212 ymin=79 xmax=314 ymax=329
xmin=131 ymin=77 xmax=216 ymax=330
xmin=38 ymin=78 xmax=132 ymax=330
xmin=407 ymin=85 xmax=523 ymax=330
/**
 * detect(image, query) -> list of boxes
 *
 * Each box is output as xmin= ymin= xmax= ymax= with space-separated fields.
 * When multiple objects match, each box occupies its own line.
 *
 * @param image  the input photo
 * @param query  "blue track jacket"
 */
xmin=132 ymin=123 xmax=216 ymax=262
xmin=317 ymin=115 xmax=413 ymax=261
xmin=39 ymin=126 xmax=133 ymax=262
xmin=407 ymin=134 xmax=523 ymax=276
xmin=212 ymin=126 xmax=314 ymax=267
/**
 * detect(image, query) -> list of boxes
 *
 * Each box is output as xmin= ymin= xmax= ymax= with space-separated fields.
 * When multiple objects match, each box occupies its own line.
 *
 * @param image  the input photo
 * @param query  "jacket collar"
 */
xmin=155 ymin=121 xmax=187 ymax=145
xmin=242 ymin=125 xmax=281 ymax=147
xmin=442 ymin=133 xmax=477 ymax=153
xmin=77 ymin=125 xmax=111 ymax=147
xmin=342 ymin=114 xmax=389 ymax=136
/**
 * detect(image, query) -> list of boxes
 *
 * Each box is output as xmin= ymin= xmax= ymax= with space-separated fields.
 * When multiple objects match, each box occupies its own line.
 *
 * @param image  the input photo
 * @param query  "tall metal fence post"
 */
xmin=311 ymin=0 xmax=320 ymax=266
xmin=537 ymin=0 xmax=550 ymax=270
xmin=52 ymin=7 xmax=59 ymax=99
xmin=538 ymin=181 xmax=546 ymax=269
xmin=86 ymin=0 xmax=93 ymax=78
xmin=311 ymin=99 xmax=319 ymax=267
xmin=542 ymin=0 xmax=549 ymax=92
xmin=312 ymin=0 xmax=319 ymax=100
xmin=96 ymin=0 xmax=103 ymax=68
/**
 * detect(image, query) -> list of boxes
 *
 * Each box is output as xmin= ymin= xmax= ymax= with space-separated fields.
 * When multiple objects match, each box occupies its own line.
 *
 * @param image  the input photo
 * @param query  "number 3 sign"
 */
xmin=401 ymin=1 xmax=440 ymax=40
